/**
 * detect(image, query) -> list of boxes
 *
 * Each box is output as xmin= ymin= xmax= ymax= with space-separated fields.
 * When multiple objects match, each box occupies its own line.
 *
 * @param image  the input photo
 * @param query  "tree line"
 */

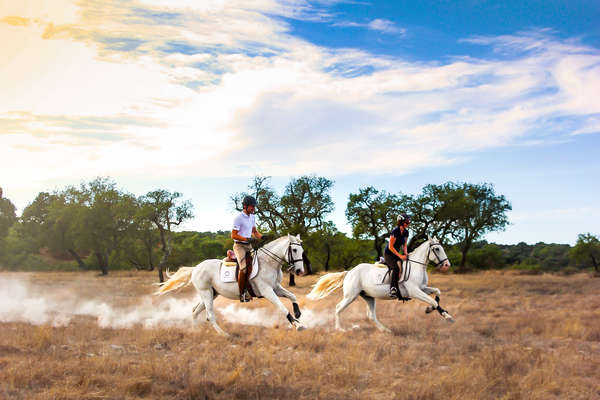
xmin=0 ymin=178 xmax=598 ymax=279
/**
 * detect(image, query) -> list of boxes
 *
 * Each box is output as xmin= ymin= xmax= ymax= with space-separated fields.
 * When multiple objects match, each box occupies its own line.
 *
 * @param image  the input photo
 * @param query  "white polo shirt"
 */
xmin=232 ymin=211 xmax=256 ymax=240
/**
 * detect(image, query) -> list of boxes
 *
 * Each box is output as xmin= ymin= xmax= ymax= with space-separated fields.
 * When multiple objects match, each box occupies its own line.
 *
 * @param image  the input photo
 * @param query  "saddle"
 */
xmin=219 ymin=251 xmax=260 ymax=298
xmin=372 ymin=258 xmax=411 ymax=300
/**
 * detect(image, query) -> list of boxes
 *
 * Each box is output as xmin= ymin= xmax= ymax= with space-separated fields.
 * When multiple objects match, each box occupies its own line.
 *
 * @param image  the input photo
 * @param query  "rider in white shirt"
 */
xmin=231 ymin=195 xmax=263 ymax=302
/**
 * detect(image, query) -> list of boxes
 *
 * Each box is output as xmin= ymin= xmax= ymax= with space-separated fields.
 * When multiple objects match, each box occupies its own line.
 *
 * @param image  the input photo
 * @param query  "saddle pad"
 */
xmin=372 ymin=267 xmax=391 ymax=286
xmin=373 ymin=262 xmax=388 ymax=268
xmin=219 ymin=257 xmax=259 ymax=283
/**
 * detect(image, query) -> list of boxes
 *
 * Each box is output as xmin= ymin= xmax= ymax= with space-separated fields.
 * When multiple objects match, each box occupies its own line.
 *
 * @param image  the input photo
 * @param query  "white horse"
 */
xmin=307 ymin=238 xmax=454 ymax=332
xmin=155 ymin=234 xmax=305 ymax=336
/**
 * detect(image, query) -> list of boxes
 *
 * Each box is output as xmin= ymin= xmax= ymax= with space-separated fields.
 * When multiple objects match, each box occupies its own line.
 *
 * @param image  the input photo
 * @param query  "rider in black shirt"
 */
xmin=384 ymin=214 xmax=410 ymax=299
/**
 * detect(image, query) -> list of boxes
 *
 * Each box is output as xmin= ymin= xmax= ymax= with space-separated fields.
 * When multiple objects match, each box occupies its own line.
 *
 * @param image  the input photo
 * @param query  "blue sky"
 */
xmin=1 ymin=0 xmax=599 ymax=245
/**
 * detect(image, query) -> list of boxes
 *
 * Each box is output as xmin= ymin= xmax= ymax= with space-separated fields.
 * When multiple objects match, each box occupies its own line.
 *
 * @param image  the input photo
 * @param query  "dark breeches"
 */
xmin=384 ymin=252 xmax=401 ymax=289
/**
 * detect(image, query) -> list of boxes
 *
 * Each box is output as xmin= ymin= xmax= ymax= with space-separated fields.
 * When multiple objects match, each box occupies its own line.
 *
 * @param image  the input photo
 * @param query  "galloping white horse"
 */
xmin=307 ymin=238 xmax=454 ymax=332
xmin=155 ymin=234 xmax=306 ymax=336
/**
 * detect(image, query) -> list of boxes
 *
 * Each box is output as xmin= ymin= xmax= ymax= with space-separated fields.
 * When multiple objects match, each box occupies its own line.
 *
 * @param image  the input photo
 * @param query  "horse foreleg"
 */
xmin=261 ymin=287 xmax=305 ymax=331
xmin=274 ymin=284 xmax=301 ymax=319
xmin=423 ymin=286 xmax=441 ymax=296
xmin=359 ymin=293 xmax=391 ymax=333
xmin=407 ymin=285 xmax=455 ymax=323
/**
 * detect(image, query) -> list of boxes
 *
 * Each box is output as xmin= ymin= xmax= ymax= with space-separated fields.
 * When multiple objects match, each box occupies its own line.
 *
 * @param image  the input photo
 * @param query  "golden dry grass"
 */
xmin=1 ymin=270 xmax=599 ymax=399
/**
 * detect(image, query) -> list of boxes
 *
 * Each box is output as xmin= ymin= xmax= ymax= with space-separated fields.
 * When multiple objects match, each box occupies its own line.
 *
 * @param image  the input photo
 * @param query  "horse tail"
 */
xmin=307 ymin=271 xmax=347 ymax=300
xmin=154 ymin=266 xmax=194 ymax=295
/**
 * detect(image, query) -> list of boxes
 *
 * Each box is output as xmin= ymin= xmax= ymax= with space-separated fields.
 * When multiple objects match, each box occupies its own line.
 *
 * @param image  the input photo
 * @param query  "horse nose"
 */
xmin=295 ymin=268 xmax=302 ymax=275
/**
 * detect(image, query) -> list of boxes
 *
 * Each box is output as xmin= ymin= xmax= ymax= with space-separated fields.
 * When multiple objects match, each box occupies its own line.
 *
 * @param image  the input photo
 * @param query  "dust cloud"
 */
xmin=0 ymin=278 xmax=332 ymax=330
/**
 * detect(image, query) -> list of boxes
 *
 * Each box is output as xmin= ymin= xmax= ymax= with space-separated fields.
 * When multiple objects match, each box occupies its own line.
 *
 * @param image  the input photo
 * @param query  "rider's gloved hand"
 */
xmin=260 ymin=234 xmax=273 ymax=243
xmin=248 ymin=237 xmax=260 ymax=246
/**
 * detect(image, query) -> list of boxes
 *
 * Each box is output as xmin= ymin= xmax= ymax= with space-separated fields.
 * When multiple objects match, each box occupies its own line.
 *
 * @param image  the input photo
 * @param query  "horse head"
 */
xmin=427 ymin=236 xmax=451 ymax=272
xmin=287 ymin=233 xmax=305 ymax=276
xmin=262 ymin=233 xmax=305 ymax=275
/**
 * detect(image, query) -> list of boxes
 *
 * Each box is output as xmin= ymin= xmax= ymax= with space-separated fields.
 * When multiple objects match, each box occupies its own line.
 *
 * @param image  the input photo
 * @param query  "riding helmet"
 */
xmin=397 ymin=213 xmax=411 ymax=224
xmin=242 ymin=195 xmax=257 ymax=208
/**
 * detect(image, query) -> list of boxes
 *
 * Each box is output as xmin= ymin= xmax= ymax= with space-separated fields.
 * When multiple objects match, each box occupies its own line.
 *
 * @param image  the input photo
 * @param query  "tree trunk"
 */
xmin=302 ymin=251 xmax=313 ymax=275
xmin=324 ymin=243 xmax=330 ymax=271
xmin=288 ymin=273 xmax=296 ymax=286
xmin=591 ymin=255 xmax=598 ymax=272
xmin=95 ymin=251 xmax=108 ymax=275
xmin=374 ymin=237 xmax=383 ymax=259
xmin=458 ymin=240 xmax=471 ymax=273
xmin=68 ymin=249 xmax=86 ymax=270
xmin=157 ymin=228 xmax=171 ymax=283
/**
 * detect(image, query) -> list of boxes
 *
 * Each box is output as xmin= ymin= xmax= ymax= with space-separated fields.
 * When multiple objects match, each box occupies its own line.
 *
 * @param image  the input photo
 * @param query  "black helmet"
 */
xmin=397 ymin=213 xmax=411 ymax=224
xmin=242 ymin=195 xmax=257 ymax=208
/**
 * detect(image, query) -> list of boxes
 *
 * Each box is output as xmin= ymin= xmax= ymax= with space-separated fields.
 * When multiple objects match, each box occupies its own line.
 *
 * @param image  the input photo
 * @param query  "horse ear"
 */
xmin=296 ymin=234 xmax=301 ymax=240
xmin=287 ymin=233 xmax=291 ymax=239
xmin=427 ymin=235 xmax=431 ymax=241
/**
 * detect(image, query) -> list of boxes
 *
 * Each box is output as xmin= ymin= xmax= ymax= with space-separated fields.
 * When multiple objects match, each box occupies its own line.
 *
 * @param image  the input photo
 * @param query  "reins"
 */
xmin=256 ymin=239 xmax=304 ymax=272
xmin=405 ymin=241 xmax=448 ymax=270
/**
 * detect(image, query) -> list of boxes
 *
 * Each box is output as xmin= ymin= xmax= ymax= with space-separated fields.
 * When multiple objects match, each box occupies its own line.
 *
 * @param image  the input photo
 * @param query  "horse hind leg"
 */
xmin=192 ymin=300 xmax=205 ymax=327
xmin=198 ymin=288 xmax=229 ymax=336
xmin=335 ymin=290 xmax=360 ymax=332
xmin=359 ymin=292 xmax=392 ymax=333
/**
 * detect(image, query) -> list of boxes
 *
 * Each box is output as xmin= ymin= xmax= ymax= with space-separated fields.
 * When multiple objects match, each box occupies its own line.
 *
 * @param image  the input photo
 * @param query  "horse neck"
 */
xmin=259 ymin=237 xmax=289 ymax=267
xmin=409 ymin=240 xmax=430 ymax=265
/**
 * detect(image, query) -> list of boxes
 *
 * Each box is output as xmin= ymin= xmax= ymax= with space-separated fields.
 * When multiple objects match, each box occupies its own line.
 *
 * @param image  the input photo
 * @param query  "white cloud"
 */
xmin=334 ymin=18 xmax=405 ymax=34
xmin=1 ymin=2 xmax=599 ymax=213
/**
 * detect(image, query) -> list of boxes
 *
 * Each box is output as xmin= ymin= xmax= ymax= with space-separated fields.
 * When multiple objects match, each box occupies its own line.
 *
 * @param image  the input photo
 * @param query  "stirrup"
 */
xmin=240 ymin=290 xmax=252 ymax=303
xmin=389 ymin=287 xmax=398 ymax=298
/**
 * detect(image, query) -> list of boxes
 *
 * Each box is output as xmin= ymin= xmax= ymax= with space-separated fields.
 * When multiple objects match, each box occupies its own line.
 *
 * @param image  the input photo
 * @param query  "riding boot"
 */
xmin=390 ymin=264 xmax=400 ymax=298
xmin=238 ymin=269 xmax=249 ymax=302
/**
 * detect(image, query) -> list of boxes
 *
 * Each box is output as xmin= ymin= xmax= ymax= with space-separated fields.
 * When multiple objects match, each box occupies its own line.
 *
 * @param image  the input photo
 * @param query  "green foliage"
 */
xmin=232 ymin=175 xmax=334 ymax=235
xmin=466 ymin=243 xmax=506 ymax=270
xmin=1 ymin=177 xmax=588 ymax=277
xmin=570 ymin=233 xmax=600 ymax=271
xmin=0 ymin=195 xmax=17 ymax=240
xmin=345 ymin=186 xmax=407 ymax=258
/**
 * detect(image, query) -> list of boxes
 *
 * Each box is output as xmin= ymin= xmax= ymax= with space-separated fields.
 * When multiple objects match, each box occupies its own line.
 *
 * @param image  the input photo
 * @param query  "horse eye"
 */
xmin=293 ymin=249 xmax=297 ymax=252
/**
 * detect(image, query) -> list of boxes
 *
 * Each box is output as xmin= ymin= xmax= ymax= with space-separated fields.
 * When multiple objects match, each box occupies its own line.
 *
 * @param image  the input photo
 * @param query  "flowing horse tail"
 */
xmin=307 ymin=271 xmax=347 ymax=300
xmin=154 ymin=266 xmax=194 ymax=295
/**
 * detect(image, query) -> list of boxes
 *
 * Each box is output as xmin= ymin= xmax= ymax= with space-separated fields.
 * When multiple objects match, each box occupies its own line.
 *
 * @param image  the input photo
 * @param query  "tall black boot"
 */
xmin=389 ymin=265 xmax=400 ymax=298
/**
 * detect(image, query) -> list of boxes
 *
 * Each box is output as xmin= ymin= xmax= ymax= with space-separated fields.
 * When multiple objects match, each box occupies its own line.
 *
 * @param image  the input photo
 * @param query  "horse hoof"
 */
xmin=442 ymin=312 xmax=455 ymax=323
xmin=295 ymin=324 xmax=306 ymax=331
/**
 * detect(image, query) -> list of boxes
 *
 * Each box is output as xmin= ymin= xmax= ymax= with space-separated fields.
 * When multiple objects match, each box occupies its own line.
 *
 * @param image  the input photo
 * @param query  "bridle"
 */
xmin=406 ymin=241 xmax=448 ymax=269
xmin=257 ymin=239 xmax=304 ymax=273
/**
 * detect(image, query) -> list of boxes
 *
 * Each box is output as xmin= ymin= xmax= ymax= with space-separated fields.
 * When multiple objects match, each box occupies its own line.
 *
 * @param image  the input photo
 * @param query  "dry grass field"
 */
xmin=1 ymin=269 xmax=599 ymax=400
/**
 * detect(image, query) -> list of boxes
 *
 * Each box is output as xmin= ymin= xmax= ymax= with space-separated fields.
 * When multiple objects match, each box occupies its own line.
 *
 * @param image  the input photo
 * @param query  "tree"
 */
xmin=71 ymin=178 xmax=139 ymax=275
xmin=0 ymin=190 xmax=17 ymax=240
xmin=140 ymin=189 xmax=193 ymax=282
xmin=20 ymin=191 xmax=88 ymax=269
xmin=406 ymin=183 xmax=465 ymax=251
xmin=451 ymin=183 xmax=511 ymax=272
xmin=233 ymin=175 xmax=335 ymax=283
xmin=346 ymin=186 xmax=408 ymax=258
xmin=279 ymin=175 xmax=335 ymax=235
xmin=571 ymin=233 xmax=600 ymax=272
